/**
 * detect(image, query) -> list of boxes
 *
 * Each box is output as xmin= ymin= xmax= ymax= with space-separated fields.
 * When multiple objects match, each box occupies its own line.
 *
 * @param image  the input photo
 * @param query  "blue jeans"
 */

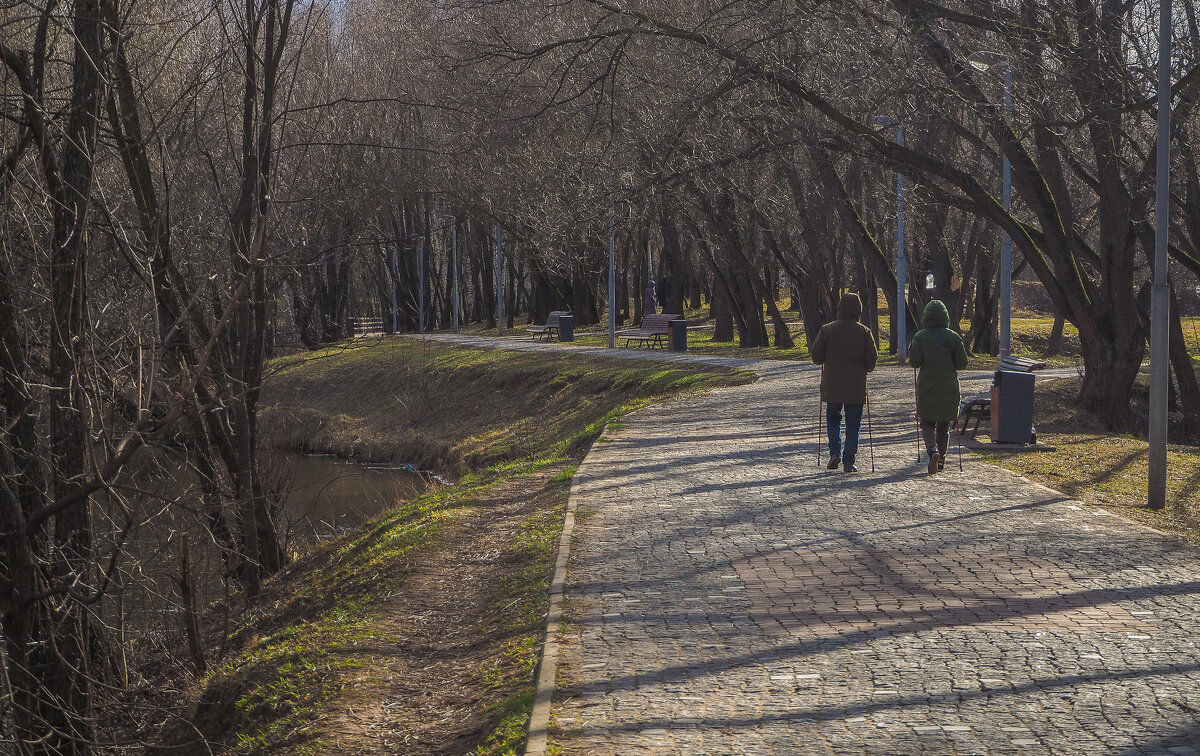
xmin=826 ymin=402 xmax=864 ymax=465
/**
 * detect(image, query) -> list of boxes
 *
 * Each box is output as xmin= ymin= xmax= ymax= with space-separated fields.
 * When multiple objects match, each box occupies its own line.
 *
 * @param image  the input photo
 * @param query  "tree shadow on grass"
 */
xmin=1078 ymin=447 xmax=1144 ymax=488
xmin=1174 ymin=464 xmax=1200 ymax=506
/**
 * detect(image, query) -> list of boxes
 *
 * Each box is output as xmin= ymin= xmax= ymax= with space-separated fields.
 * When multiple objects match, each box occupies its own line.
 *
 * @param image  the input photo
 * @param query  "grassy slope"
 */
xmin=259 ymin=338 xmax=750 ymax=472
xmin=150 ymin=340 xmax=752 ymax=755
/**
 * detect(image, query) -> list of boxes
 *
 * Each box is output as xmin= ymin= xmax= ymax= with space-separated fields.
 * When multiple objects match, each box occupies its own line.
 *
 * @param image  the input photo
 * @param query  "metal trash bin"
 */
xmin=669 ymin=319 xmax=687 ymax=352
xmin=558 ymin=314 xmax=574 ymax=342
xmin=989 ymin=370 xmax=1035 ymax=443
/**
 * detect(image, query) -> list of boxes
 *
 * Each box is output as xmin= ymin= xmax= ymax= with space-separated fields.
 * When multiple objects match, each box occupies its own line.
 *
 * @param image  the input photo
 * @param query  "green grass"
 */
xmin=468 ymin=465 xmax=575 ymax=752
xmin=475 ymin=689 xmax=537 ymax=756
xmin=177 ymin=452 xmax=569 ymax=754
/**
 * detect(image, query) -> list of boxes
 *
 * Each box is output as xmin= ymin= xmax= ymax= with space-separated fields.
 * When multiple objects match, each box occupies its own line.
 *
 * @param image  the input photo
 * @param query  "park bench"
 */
xmin=528 ymin=310 xmax=571 ymax=340
xmin=959 ymin=395 xmax=992 ymax=436
xmin=348 ymin=316 xmax=384 ymax=336
xmin=616 ymin=313 xmax=681 ymax=349
xmin=999 ymin=354 xmax=1047 ymax=372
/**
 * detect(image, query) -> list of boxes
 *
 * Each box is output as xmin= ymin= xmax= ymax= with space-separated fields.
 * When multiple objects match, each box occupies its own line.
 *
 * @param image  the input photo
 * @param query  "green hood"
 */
xmin=922 ymin=299 xmax=949 ymax=329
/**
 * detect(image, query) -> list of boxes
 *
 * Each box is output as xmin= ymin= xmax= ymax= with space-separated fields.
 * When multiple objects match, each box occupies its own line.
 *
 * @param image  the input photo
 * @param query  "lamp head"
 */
xmin=967 ymin=51 xmax=1009 ymax=72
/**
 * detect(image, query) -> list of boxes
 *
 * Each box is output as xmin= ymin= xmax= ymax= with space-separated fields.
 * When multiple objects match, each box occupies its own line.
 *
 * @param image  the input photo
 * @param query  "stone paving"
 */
xmin=415 ymin=334 xmax=1200 ymax=755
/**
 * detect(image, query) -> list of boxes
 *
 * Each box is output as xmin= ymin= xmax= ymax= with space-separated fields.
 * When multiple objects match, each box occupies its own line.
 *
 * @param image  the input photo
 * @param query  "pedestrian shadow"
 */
xmin=580 ymin=430 xmax=977 ymax=499
xmin=597 ymin=429 xmax=816 ymax=449
xmin=565 ymin=594 xmax=1200 ymax=700
xmin=576 ymin=468 xmax=1071 ymax=573
xmin=565 ymin=501 xmax=1185 ymax=629
xmin=1118 ymin=719 xmax=1200 ymax=755
xmin=563 ymin=661 xmax=1200 ymax=744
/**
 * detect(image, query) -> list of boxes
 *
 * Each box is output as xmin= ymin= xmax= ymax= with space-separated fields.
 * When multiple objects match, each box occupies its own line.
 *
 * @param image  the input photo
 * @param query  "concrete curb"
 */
xmin=524 ymin=462 xmax=588 ymax=755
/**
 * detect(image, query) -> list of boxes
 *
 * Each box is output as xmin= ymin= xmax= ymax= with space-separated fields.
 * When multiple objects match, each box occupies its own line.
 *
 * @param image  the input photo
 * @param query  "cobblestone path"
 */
xmin=416 ymin=335 xmax=1200 ymax=755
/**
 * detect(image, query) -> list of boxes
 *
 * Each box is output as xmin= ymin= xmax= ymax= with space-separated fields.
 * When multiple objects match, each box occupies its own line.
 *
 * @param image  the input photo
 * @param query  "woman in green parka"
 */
xmin=908 ymin=299 xmax=968 ymax=475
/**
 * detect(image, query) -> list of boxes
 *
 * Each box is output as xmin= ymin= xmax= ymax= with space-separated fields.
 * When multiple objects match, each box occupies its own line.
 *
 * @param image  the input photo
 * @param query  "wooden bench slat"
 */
xmin=349 ymin=317 xmax=385 ymax=336
xmin=998 ymin=355 xmax=1047 ymax=372
xmin=958 ymin=394 xmax=992 ymax=435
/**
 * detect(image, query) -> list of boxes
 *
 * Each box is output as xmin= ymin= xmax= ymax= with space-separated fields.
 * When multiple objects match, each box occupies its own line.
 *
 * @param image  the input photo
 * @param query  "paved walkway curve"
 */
xmin=413 ymin=335 xmax=1200 ymax=755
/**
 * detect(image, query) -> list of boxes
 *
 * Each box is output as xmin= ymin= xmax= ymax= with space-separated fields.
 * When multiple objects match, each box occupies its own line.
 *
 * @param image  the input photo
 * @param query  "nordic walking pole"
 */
xmin=955 ymin=414 xmax=964 ymax=472
xmin=865 ymin=388 xmax=876 ymax=473
xmin=912 ymin=367 xmax=921 ymax=462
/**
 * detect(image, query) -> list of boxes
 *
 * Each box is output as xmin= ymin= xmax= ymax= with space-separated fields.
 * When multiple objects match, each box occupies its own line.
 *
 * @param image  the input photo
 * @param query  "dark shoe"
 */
xmin=938 ymin=456 xmax=946 ymax=472
xmin=845 ymin=463 xmax=858 ymax=473
xmin=927 ymin=452 xmax=940 ymax=475
xmin=827 ymin=456 xmax=840 ymax=470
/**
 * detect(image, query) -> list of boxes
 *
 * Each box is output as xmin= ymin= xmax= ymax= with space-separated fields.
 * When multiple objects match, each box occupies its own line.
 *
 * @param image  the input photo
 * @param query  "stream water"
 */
xmin=96 ymin=451 xmax=428 ymax=638
xmin=275 ymin=452 xmax=428 ymax=542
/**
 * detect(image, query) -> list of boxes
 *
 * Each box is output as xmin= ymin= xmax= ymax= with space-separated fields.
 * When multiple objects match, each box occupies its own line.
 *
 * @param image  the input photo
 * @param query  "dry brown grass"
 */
xmin=977 ymin=376 xmax=1200 ymax=541
xmin=259 ymin=338 xmax=753 ymax=474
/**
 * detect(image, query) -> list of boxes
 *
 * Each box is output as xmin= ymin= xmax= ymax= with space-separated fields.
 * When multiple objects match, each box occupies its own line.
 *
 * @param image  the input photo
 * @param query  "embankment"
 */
xmin=147 ymin=339 xmax=751 ymax=755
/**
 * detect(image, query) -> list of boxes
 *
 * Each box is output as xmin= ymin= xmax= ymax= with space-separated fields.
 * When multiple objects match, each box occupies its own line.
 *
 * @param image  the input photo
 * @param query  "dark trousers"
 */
xmin=921 ymin=419 xmax=950 ymax=458
xmin=826 ymin=402 xmax=864 ymax=465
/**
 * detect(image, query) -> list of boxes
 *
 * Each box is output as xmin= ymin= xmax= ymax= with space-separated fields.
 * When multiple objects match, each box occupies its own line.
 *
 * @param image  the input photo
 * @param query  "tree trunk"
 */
xmin=483 ymin=234 xmax=496 ymax=329
xmin=766 ymin=294 xmax=794 ymax=348
xmin=969 ymin=255 xmax=999 ymax=356
xmin=1047 ymin=313 xmax=1066 ymax=355
xmin=659 ymin=205 xmax=690 ymax=316
xmin=41 ymin=0 xmax=107 ymax=748
xmin=506 ymin=246 xmax=517 ymax=328
xmin=1168 ymin=284 xmax=1200 ymax=440
xmin=711 ymin=277 xmax=734 ymax=342
xmin=1076 ymin=317 xmax=1144 ymax=430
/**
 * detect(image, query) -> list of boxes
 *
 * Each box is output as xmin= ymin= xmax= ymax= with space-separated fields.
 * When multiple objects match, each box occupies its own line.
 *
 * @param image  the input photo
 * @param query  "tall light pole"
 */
xmin=440 ymin=214 xmax=459 ymax=333
xmin=496 ymin=223 xmax=504 ymax=336
xmin=1148 ymin=0 xmax=1172 ymax=510
xmin=389 ymin=244 xmax=398 ymax=334
xmin=873 ymin=116 xmax=906 ymax=363
xmin=969 ymin=51 xmax=1014 ymax=358
xmin=648 ymin=230 xmax=654 ymax=275
xmin=608 ymin=199 xmax=616 ymax=348
xmin=418 ymin=235 xmax=426 ymax=333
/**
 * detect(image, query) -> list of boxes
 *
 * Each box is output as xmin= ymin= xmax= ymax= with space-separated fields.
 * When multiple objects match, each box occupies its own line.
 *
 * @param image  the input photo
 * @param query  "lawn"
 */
xmin=973 ymin=374 xmax=1200 ymax=540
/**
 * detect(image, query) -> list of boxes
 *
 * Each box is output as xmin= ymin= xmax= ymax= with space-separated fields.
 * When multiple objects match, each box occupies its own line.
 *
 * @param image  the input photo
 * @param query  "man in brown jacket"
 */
xmin=811 ymin=292 xmax=879 ymax=472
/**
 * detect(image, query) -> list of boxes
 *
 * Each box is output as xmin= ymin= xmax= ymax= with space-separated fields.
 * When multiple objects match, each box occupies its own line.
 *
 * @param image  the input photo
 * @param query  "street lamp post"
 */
xmin=440 ymin=214 xmax=459 ymax=333
xmin=496 ymin=223 xmax=504 ymax=337
xmin=418 ymin=235 xmax=426 ymax=333
xmin=873 ymin=116 xmax=906 ymax=363
xmin=1149 ymin=0 xmax=1173 ymax=509
xmin=452 ymin=222 xmax=459 ymax=333
xmin=389 ymin=244 xmax=398 ymax=334
xmin=968 ymin=51 xmax=1014 ymax=358
xmin=648 ymin=230 xmax=654 ymax=277
xmin=608 ymin=200 xmax=616 ymax=349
